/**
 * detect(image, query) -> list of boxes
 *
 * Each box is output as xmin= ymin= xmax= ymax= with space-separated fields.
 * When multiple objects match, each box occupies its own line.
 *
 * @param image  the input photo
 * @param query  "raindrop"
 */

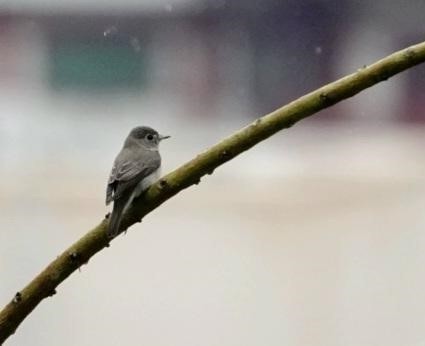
xmin=314 ymin=46 xmax=322 ymax=55
xmin=165 ymin=4 xmax=173 ymax=12
xmin=103 ymin=26 xmax=118 ymax=37
xmin=130 ymin=37 xmax=141 ymax=52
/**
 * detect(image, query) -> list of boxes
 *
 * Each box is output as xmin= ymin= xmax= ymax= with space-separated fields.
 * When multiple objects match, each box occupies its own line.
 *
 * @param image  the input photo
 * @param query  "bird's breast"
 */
xmin=133 ymin=168 xmax=161 ymax=198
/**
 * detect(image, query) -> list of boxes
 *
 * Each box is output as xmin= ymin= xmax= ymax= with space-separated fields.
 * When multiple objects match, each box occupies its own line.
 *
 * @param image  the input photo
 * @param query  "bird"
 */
xmin=106 ymin=126 xmax=169 ymax=238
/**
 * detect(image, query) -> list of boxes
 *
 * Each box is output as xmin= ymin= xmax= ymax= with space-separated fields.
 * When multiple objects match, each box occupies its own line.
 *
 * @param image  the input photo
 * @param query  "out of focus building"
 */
xmin=0 ymin=0 xmax=424 ymax=121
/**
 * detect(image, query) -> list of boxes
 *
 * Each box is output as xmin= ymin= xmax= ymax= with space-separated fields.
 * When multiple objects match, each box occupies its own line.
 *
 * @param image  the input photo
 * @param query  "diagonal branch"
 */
xmin=1 ymin=41 xmax=425 ymax=344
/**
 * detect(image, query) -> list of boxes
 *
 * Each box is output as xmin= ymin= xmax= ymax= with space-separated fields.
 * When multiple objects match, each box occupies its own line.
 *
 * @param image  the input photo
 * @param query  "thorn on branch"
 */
xmin=319 ymin=92 xmax=333 ymax=107
xmin=48 ymin=289 xmax=57 ymax=297
xmin=105 ymin=212 xmax=111 ymax=219
xmin=250 ymin=118 xmax=262 ymax=129
xmin=158 ymin=179 xmax=169 ymax=191
xmin=381 ymin=74 xmax=389 ymax=81
xmin=220 ymin=150 xmax=231 ymax=160
xmin=69 ymin=252 xmax=79 ymax=262
xmin=357 ymin=65 xmax=368 ymax=72
xmin=13 ymin=292 xmax=22 ymax=304
xmin=69 ymin=251 xmax=88 ymax=268
xmin=284 ymin=118 xmax=296 ymax=129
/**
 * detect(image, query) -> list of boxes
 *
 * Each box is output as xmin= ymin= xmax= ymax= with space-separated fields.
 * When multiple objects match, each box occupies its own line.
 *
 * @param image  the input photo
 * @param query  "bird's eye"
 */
xmin=146 ymin=134 xmax=154 ymax=141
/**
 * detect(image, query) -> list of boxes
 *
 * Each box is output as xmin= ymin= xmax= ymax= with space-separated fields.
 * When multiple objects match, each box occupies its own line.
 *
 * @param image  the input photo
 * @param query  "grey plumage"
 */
xmin=106 ymin=126 xmax=169 ymax=238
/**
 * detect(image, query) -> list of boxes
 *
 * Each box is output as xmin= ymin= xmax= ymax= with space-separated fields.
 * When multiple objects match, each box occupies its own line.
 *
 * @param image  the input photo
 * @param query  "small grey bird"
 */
xmin=106 ymin=126 xmax=169 ymax=238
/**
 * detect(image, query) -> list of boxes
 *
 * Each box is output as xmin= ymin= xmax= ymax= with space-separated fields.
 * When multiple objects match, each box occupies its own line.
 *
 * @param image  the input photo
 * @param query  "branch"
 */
xmin=1 ymin=41 xmax=425 ymax=344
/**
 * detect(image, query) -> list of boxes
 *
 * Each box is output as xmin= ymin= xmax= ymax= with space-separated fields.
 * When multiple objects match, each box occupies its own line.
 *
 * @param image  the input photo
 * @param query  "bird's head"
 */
xmin=126 ymin=126 xmax=170 ymax=149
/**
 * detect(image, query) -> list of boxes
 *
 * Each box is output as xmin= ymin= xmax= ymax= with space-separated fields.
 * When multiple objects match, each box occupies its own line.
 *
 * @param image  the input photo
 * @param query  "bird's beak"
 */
xmin=159 ymin=134 xmax=171 ymax=141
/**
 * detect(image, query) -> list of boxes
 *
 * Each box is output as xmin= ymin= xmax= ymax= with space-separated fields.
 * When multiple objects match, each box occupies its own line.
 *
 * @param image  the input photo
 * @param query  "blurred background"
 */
xmin=1 ymin=1 xmax=425 ymax=345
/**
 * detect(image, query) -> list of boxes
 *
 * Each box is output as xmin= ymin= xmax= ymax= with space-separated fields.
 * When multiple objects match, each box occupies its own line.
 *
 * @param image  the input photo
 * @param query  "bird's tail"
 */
xmin=107 ymin=193 xmax=131 ymax=238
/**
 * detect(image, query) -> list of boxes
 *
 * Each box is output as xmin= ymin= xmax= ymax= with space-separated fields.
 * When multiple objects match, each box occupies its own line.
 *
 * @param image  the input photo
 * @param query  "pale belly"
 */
xmin=125 ymin=168 xmax=161 ymax=211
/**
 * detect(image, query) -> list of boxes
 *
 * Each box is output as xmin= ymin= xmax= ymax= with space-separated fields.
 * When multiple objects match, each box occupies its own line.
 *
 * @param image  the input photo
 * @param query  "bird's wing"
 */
xmin=106 ymin=148 xmax=160 ymax=205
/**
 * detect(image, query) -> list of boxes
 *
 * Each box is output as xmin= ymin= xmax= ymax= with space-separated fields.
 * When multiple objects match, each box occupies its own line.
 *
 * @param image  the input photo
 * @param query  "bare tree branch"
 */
xmin=1 ymin=41 xmax=425 ymax=344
